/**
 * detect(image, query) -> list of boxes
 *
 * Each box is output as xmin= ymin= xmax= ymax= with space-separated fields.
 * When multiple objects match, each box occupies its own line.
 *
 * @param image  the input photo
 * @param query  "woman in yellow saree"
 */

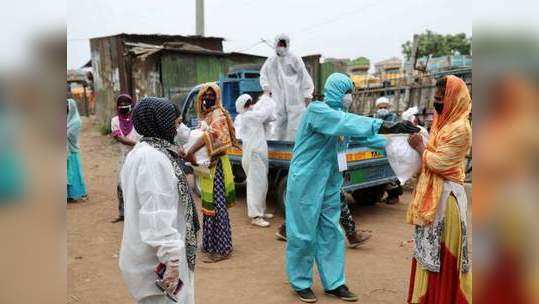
xmin=407 ymin=75 xmax=472 ymax=303
xmin=186 ymin=83 xmax=237 ymax=263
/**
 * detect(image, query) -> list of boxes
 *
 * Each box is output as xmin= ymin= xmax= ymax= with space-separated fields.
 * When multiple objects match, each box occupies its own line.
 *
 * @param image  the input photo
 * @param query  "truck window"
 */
xmin=182 ymin=90 xmax=200 ymax=128
xmin=244 ymin=72 xmax=260 ymax=79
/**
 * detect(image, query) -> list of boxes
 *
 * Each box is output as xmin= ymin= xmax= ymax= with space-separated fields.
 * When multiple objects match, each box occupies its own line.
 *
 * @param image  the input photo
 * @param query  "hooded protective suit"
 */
xmin=285 ymin=73 xmax=383 ymax=291
xmin=235 ymin=94 xmax=276 ymax=218
xmin=260 ymin=34 xmax=314 ymax=141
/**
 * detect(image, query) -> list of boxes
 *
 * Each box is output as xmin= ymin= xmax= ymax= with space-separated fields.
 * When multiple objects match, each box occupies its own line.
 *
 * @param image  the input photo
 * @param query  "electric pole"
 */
xmin=196 ymin=0 xmax=205 ymax=36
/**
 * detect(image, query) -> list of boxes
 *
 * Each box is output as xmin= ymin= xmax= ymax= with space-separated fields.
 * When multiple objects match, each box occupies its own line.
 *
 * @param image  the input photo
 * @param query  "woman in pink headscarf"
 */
xmin=111 ymin=94 xmax=141 ymax=223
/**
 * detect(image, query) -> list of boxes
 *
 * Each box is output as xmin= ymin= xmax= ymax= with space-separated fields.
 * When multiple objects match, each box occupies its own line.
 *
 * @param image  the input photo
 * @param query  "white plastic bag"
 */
xmin=183 ymin=129 xmax=211 ymax=168
xmin=384 ymin=127 xmax=429 ymax=184
xmin=401 ymin=106 xmax=419 ymax=123
xmin=174 ymin=123 xmax=192 ymax=145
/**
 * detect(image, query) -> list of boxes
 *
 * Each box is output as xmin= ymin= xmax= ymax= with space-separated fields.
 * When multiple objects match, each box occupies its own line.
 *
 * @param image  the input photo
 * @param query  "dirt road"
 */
xmin=68 ymin=118 xmax=417 ymax=304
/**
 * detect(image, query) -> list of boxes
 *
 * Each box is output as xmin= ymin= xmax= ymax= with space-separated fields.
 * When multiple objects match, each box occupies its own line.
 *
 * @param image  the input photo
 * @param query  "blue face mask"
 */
xmin=377 ymin=108 xmax=389 ymax=117
xmin=342 ymin=94 xmax=353 ymax=110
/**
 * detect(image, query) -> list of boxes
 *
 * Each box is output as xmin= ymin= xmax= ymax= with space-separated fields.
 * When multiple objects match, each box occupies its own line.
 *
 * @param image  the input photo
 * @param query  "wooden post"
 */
xmin=403 ymin=34 xmax=419 ymax=112
xmin=395 ymin=77 xmax=402 ymax=113
xmin=83 ymin=84 xmax=89 ymax=116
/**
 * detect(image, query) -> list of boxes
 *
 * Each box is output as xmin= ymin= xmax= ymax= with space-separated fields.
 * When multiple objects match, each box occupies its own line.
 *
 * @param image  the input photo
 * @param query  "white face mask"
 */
xmin=276 ymin=46 xmax=287 ymax=56
xmin=377 ymin=108 xmax=389 ymax=117
xmin=342 ymin=94 xmax=353 ymax=110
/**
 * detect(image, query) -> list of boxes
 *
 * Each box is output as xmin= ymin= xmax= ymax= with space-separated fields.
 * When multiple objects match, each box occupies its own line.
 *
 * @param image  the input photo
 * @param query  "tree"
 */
xmin=402 ymin=30 xmax=471 ymax=60
xmin=351 ymin=56 xmax=370 ymax=67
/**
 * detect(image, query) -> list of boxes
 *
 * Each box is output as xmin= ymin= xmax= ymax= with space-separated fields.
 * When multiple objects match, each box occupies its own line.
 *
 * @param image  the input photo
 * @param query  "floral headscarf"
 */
xmin=407 ymin=75 xmax=472 ymax=225
xmin=195 ymin=83 xmax=238 ymax=156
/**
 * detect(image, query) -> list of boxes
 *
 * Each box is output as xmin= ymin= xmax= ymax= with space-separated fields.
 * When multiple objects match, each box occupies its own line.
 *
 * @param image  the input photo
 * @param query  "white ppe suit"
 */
xmin=260 ymin=34 xmax=314 ymax=141
xmin=119 ymin=142 xmax=195 ymax=304
xmin=235 ymin=94 xmax=276 ymax=218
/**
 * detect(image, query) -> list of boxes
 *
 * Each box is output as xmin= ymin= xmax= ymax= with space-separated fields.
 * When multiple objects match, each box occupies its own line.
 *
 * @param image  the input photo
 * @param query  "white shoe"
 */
xmin=251 ymin=217 xmax=270 ymax=227
xmin=263 ymin=213 xmax=274 ymax=219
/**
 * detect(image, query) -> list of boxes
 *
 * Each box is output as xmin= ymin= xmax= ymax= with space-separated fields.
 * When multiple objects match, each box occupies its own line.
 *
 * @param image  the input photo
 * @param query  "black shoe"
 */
xmin=111 ymin=216 xmax=124 ymax=223
xmin=295 ymin=288 xmax=317 ymax=303
xmin=325 ymin=285 xmax=359 ymax=302
xmin=346 ymin=231 xmax=371 ymax=249
xmin=275 ymin=223 xmax=287 ymax=241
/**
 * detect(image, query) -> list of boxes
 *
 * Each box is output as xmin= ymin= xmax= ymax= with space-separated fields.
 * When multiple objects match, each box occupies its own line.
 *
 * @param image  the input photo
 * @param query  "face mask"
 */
xmin=276 ymin=47 xmax=287 ymax=56
xmin=377 ymin=108 xmax=389 ymax=117
xmin=118 ymin=105 xmax=131 ymax=115
xmin=433 ymin=102 xmax=444 ymax=114
xmin=342 ymin=94 xmax=353 ymax=110
xmin=203 ymin=98 xmax=216 ymax=108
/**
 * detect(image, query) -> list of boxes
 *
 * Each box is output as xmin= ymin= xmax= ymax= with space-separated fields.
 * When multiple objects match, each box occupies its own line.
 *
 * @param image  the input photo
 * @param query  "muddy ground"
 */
xmin=68 ymin=118 xmax=427 ymax=304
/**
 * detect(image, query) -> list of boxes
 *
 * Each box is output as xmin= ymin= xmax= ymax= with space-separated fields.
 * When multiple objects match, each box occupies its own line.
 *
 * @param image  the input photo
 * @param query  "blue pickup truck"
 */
xmin=180 ymin=68 xmax=398 ymax=209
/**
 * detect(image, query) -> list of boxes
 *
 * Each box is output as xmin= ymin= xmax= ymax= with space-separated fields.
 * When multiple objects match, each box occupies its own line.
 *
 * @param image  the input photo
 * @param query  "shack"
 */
xmin=127 ymin=42 xmax=266 ymax=107
xmin=90 ymin=33 xmax=266 ymax=129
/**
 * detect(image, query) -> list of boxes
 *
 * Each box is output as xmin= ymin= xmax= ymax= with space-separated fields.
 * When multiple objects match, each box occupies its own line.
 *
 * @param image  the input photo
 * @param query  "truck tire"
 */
xmin=276 ymin=175 xmax=288 ymax=215
xmin=351 ymin=184 xmax=386 ymax=206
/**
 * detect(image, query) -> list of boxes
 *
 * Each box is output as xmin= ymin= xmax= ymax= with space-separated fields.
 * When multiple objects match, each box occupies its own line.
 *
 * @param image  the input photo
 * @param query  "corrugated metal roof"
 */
xmin=91 ymin=33 xmax=225 ymax=41
xmin=125 ymin=42 xmax=266 ymax=60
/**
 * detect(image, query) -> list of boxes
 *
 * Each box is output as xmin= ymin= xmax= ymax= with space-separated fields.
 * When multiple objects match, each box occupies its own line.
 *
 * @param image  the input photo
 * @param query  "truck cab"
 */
xmin=181 ymin=68 xmax=262 ymax=127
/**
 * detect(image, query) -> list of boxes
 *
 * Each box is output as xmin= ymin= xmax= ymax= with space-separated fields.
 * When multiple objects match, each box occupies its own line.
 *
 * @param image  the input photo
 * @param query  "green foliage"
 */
xmin=402 ymin=30 xmax=471 ymax=60
xmin=351 ymin=56 xmax=370 ymax=66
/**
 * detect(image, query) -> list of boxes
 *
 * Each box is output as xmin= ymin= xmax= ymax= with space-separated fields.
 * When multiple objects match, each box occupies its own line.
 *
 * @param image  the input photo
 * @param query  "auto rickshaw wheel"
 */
xmin=351 ymin=184 xmax=386 ymax=205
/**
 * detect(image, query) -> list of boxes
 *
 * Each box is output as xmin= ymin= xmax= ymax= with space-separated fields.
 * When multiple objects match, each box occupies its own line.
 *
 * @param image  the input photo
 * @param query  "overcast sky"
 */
xmin=66 ymin=0 xmax=474 ymax=69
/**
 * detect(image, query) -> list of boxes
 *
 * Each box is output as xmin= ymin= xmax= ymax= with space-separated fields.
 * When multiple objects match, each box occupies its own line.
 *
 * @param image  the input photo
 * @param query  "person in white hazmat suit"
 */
xmin=260 ymin=34 xmax=315 ymax=141
xmin=235 ymin=94 xmax=276 ymax=227
xmin=120 ymin=97 xmax=199 ymax=304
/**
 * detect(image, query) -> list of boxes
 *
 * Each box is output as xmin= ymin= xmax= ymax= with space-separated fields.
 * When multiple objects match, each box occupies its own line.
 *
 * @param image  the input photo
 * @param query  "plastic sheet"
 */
xmin=385 ymin=127 xmax=429 ymax=183
xmin=183 ymin=129 xmax=211 ymax=168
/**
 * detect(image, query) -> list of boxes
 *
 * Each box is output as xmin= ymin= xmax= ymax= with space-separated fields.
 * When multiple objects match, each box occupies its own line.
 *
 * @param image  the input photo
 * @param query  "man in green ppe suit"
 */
xmin=285 ymin=73 xmax=418 ymax=303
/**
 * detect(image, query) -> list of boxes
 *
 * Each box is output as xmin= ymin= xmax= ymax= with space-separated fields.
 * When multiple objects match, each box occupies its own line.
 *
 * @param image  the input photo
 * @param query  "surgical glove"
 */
xmin=378 ymin=120 xmax=420 ymax=134
xmin=162 ymin=260 xmax=181 ymax=295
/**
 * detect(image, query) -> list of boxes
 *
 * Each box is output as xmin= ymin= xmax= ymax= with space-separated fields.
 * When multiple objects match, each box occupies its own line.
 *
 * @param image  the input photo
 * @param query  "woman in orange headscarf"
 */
xmin=186 ymin=83 xmax=238 ymax=263
xmin=406 ymin=75 xmax=472 ymax=303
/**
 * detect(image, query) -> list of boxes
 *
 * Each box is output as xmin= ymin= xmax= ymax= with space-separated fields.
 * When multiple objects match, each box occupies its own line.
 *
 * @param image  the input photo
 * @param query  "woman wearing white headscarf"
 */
xmin=119 ymin=97 xmax=199 ymax=304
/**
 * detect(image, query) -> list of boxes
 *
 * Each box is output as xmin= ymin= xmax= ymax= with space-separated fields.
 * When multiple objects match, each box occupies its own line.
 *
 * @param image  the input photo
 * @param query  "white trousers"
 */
xmin=242 ymin=151 xmax=269 ymax=218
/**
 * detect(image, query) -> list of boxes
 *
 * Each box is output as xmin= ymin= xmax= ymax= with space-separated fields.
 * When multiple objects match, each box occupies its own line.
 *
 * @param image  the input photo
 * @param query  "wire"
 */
xmin=260 ymin=39 xmax=274 ymax=49
xmin=232 ymin=40 xmax=263 ymax=53
xmin=232 ymin=38 xmax=273 ymax=53
xmin=293 ymin=0 xmax=386 ymax=36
